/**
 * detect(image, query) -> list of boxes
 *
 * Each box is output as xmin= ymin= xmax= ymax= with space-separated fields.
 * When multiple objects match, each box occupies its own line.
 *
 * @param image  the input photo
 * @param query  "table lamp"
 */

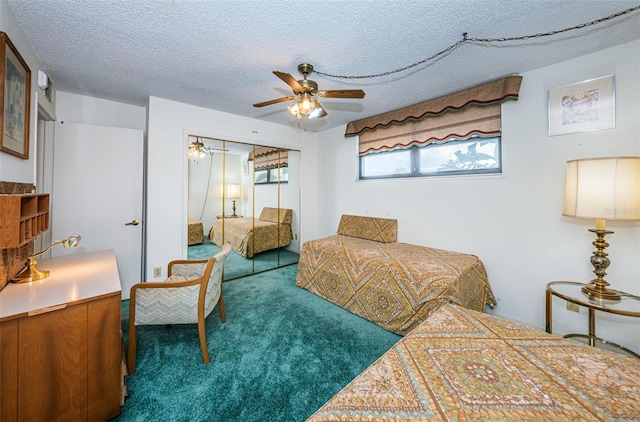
xmin=11 ymin=234 xmax=82 ymax=283
xmin=222 ymin=184 xmax=241 ymax=217
xmin=227 ymin=184 xmax=241 ymax=217
xmin=562 ymin=157 xmax=640 ymax=301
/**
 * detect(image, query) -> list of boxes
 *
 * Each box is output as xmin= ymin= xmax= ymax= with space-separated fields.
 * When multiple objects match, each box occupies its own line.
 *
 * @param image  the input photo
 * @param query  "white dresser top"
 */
xmin=0 ymin=249 xmax=122 ymax=320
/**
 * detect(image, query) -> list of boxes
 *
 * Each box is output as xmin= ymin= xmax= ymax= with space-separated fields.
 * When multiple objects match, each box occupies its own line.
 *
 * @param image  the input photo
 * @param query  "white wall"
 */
xmin=316 ymin=40 xmax=640 ymax=352
xmin=146 ymin=96 xmax=316 ymax=281
xmin=185 ymin=151 xmax=244 ymax=224
xmin=56 ymin=92 xmax=146 ymax=131
xmin=0 ymin=1 xmax=44 ymax=183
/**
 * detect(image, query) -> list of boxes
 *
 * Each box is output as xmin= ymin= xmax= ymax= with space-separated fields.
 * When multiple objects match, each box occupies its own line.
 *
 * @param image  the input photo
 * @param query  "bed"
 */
xmin=307 ymin=302 xmax=640 ymax=421
xmin=295 ymin=215 xmax=495 ymax=335
xmin=209 ymin=207 xmax=293 ymax=258
xmin=188 ymin=219 xmax=204 ymax=245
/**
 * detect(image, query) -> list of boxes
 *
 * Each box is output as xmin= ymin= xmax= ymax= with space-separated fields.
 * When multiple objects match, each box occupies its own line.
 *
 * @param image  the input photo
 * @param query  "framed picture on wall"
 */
xmin=548 ymin=75 xmax=614 ymax=136
xmin=0 ymin=32 xmax=31 ymax=159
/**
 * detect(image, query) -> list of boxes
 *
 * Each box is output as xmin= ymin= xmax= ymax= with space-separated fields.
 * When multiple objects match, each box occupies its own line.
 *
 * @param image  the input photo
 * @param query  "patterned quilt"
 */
xmin=295 ymin=235 xmax=495 ymax=335
xmin=209 ymin=217 xmax=292 ymax=258
xmin=188 ymin=220 xmax=204 ymax=245
xmin=308 ymin=303 xmax=640 ymax=421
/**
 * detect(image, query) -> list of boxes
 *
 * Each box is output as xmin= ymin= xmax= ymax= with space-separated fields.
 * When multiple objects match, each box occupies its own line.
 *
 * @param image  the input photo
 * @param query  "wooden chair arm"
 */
xmin=130 ymin=277 xmax=203 ymax=297
xmin=167 ymin=259 xmax=208 ymax=276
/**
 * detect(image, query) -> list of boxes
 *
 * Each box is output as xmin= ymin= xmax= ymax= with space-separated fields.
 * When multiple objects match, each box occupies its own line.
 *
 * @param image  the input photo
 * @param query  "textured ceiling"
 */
xmin=7 ymin=0 xmax=640 ymax=132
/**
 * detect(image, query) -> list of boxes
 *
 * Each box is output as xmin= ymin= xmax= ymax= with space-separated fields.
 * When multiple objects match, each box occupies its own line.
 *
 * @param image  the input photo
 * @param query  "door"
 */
xmin=52 ymin=122 xmax=143 ymax=299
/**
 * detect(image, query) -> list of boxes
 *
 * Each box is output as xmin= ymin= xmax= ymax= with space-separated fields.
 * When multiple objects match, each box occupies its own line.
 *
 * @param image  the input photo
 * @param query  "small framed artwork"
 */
xmin=242 ymin=160 xmax=249 ymax=175
xmin=548 ymin=75 xmax=614 ymax=136
xmin=0 ymin=32 xmax=31 ymax=159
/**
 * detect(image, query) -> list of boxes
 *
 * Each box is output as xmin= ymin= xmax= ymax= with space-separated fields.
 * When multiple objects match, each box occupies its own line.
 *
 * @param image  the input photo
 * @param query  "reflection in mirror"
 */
xmin=251 ymin=147 xmax=300 ymax=272
xmin=187 ymin=136 xmax=300 ymax=281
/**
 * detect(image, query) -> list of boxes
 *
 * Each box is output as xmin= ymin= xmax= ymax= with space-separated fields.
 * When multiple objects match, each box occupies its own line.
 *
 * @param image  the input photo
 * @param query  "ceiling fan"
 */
xmin=253 ymin=63 xmax=365 ymax=119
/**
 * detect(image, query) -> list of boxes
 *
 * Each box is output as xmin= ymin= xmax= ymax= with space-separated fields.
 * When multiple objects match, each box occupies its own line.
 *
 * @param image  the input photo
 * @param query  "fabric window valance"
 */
xmin=345 ymin=76 xmax=522 ymax=156
xmin=248 ymin=147 xmax=288 ymax=170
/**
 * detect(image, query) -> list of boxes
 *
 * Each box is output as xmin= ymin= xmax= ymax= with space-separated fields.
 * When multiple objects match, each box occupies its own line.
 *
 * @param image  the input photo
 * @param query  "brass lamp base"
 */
xmin=11 ymin=257 xmax=50 ymax=283
xmin=582 ymin=228 xmax=621 ymax=302
xmin=231 ymin=200 xmax=237 ymax=217
xmin=581 ymin=283 xmax=621 ymax=301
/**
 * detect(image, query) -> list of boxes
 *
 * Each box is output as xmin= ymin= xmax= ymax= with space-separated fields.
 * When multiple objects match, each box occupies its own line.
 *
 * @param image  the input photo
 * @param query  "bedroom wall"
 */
xmin=0 ymin=1 xmax=45 ymax=182
xmin=188 ymin=153 xmax=238 ymax=223
xmin=56 ymin=92 xmax=146 ymax=131
xmin=316 ymin=40 xmax=640 ymax=353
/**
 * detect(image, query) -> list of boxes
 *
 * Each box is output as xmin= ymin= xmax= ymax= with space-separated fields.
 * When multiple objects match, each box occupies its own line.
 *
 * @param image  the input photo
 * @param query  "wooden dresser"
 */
xmin=0 ymin=250 xmax=122 ymax=421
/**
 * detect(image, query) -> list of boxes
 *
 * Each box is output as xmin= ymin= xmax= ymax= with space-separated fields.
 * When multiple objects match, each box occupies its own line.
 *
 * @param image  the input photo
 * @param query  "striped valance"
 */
xmin=248 ymin=147 xmax=288 ymax=170
xmin=345 ymin=75 xmax=522 ymax=156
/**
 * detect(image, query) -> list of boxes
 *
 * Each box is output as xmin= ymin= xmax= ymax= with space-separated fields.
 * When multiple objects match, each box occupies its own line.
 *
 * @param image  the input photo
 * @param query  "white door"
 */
xmin=51 ymin=122 xmax=143 ymax=299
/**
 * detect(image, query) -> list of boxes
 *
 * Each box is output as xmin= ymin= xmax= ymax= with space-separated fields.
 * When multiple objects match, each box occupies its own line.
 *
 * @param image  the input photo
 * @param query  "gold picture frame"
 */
xmin=0 ymin=32 xmax=31 ymax=159
xmin=548 ymin=75 xmax=615 ymax=136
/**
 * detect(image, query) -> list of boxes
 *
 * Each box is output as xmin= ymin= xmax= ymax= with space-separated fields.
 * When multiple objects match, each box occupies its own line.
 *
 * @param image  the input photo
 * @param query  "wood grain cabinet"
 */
xmin=0 ymin=250 xmax=122 ymax=421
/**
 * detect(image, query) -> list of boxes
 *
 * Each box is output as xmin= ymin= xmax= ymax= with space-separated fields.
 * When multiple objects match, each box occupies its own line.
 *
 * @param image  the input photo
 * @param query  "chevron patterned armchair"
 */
xmin=127 ymin=243 xmax=232 ymax=374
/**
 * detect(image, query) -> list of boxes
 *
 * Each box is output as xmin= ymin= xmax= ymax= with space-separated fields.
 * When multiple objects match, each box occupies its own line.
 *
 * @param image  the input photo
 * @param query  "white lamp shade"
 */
xmin=563 ymin=157 xmax=640 ymax=221
xmin=226 ymin=184 xmax=241 ymax=199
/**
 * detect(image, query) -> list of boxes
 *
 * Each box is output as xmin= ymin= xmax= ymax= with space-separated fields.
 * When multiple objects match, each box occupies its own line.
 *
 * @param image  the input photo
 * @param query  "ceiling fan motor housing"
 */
xmin=297 ymin=63 xmax=314 ymax=76
xmin=296 ymin=79 xmax=318 ymax=95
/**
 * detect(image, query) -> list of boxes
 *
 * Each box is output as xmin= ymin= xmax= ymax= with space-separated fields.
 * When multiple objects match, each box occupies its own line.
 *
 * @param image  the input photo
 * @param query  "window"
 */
xmin=250 ymin=147 xmax=289 ymax=184
xmin=360 ymin=136 xmax=501 ymax=179
xmin=346 ymin=76 xmax=522 ymax=181
xmin=255 ymin=166 xmax=288 ymax=184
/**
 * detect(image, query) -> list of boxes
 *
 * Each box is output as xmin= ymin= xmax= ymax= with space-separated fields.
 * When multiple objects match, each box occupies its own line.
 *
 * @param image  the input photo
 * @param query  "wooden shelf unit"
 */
xmin=0 ymin=193 xmax=50 ymax=248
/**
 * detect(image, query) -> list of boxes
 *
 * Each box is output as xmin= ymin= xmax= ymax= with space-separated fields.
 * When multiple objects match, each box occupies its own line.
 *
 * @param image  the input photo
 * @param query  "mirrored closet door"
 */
xmin=187 ymin=136 xmax=300 ymax=280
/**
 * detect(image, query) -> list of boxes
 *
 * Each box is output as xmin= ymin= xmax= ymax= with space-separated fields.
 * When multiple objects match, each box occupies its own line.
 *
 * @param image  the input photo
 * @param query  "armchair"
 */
xmin=127 ymin=243 xmax=232 ymax=374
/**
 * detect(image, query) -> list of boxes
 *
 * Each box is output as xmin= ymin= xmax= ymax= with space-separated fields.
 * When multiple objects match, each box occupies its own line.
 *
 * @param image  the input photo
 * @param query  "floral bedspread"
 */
xmin=308 ymin=303 xmax=640 ymax=421
xmin=295 ymin=235 xmax=495 ymax=335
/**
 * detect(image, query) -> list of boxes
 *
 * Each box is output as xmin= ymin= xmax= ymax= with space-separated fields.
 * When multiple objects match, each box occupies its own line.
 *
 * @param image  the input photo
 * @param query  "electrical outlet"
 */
xmin=294 ymin=234 xmax=298 ymax=240
xmin=566 ymin=302 xmax=580 ymax=312
xmin=154 ymin=267 xmax=162 ymax=277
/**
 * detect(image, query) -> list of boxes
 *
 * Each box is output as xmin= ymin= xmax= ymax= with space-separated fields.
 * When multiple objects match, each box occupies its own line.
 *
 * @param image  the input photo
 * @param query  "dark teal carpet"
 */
xmin=188 ymin=238 xmax=300 ymax=280
xmin=115 ymin=265 xmax=400 ymax=421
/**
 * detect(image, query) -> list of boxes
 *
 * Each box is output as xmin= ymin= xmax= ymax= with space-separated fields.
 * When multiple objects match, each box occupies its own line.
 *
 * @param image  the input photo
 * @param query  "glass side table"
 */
xmin=546 ymin=281 xmax=640 ymax=359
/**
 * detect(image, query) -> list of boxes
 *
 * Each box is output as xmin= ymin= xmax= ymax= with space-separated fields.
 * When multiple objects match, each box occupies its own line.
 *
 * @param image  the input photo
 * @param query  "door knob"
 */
xmin=125 ymin=219 xmax=140 ymax=226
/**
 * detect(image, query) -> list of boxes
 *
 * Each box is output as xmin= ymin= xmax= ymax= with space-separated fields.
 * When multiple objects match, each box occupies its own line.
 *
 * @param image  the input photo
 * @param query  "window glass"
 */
xmin=255 ymin=167 xmax=289 ymax=184
xmin=360 ymin=149 xmax=411 ymax=178
xmin=419 ymin=138 xmax=500 ymax=175
xmin=359 ymin=136 xmax=501 ymax=179
xmin=269 ymin=167 xmax=288 ymax=182
xmin=255 ymin=169 xmax=268 ymax=184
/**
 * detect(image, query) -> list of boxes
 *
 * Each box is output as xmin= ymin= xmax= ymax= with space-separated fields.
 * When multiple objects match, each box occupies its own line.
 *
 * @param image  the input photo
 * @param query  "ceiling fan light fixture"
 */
xmin=188 ymin=138 xmax=214 ymax=158
xmin=288 ymin=94 xmax=326 ymax=119
xmin=288 ymin=101 xmax=302 ymax=119
xmin=308 ymin=101 xmax=327 ymax=119
xmin=255 ymin=63 xmax=364 ymax=123
xmin=300 ymin=93 xmax=312 ymax=111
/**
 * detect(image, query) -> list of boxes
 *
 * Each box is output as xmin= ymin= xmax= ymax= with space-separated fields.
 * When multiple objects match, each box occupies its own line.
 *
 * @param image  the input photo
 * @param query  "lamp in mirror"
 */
xmin=220 ymin=184 xmax=241 ymax=217
xmin=11 ymin=234 xmax=82 ymax=283
xmin=562 ymin=157 xmax=640 ymax=301
xmin=226 ymin=184 xmax=241 ymax=217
